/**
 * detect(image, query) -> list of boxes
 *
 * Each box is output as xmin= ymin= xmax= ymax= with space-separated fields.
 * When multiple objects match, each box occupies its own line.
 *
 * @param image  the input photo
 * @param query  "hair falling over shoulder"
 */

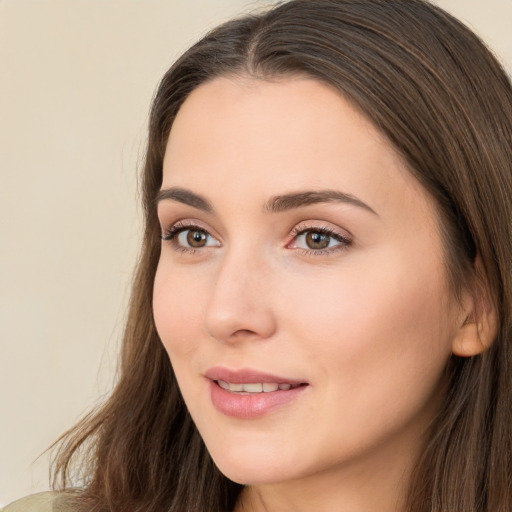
xmin=51 ymin=1 xmax=512 ymax=511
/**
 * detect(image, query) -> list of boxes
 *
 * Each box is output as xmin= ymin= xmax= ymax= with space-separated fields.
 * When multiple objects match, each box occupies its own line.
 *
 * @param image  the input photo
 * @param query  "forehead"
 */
xmin=166 ymin=76 xmax=385 ymax=166
xmin=162 ymin=76 xmax=437 ymax=227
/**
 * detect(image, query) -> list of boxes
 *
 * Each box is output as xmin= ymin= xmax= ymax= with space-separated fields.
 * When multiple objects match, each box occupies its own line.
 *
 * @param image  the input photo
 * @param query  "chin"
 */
xmin=214 ymin=460 xmax=284 ymax=486
xmin=206 ymin=443 xmax=294 ymax=486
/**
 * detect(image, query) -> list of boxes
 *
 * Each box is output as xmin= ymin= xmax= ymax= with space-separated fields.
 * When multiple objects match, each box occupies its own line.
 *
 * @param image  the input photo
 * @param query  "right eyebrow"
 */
xmin=155 ymin=187 xmax=213 ymax=213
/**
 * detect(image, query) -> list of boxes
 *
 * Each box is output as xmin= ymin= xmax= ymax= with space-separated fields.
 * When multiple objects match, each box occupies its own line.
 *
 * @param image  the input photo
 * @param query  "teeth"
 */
xmin=217 ymin=380 xmax=297 ymax=393
xmin=217 ymin=380 xmax=243 ymax=391
xmin=243 ymin=383 xmax=263 ymax=392
xmin=217 ymin=380 xmax=229 ymax=390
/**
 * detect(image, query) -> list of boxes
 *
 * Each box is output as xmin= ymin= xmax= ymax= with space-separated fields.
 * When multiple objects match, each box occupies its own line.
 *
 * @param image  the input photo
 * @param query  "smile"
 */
xmin=216 ymin=380 xmax=301 ymax=393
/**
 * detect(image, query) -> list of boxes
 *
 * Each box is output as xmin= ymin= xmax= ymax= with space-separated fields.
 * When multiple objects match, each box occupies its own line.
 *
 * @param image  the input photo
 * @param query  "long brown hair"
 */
xmin=52 ymin=1 xmax=512 ymax=510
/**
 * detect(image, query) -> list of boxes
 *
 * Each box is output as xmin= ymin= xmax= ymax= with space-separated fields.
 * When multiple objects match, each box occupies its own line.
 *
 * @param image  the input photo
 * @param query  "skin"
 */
xmin=153 ymin=76 xmax=472 ymax=512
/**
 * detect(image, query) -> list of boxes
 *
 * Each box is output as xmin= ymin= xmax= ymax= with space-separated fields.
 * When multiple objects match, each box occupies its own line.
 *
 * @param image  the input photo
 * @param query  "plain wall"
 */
xmin=1 ymin=0 xmax=511 ymax=506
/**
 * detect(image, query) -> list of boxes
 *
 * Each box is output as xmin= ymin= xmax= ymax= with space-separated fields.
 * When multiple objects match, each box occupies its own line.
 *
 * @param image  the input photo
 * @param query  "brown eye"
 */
xmin=163 ymin=224 xmax=221 ymax=250
xmin=290 ymin=226 xmax=350 ymax=254
xmin=187 ymin=230 xmax=208 ymax=247
xmin=305 ymin=231 xmax=330 ymax=250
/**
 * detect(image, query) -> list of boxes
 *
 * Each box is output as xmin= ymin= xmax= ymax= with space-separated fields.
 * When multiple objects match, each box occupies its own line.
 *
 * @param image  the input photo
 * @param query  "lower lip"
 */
xmin=209 ymin=380 xmax=307 ymax=419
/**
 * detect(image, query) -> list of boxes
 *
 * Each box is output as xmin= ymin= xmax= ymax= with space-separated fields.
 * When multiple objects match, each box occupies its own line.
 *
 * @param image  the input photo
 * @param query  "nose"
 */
xmin=204 ymin=249 xmax=277 ymax=343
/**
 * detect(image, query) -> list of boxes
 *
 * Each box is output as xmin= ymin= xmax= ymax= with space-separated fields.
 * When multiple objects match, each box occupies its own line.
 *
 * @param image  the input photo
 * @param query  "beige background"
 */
xmin=1 ymin=0 xmax=511 ymax=506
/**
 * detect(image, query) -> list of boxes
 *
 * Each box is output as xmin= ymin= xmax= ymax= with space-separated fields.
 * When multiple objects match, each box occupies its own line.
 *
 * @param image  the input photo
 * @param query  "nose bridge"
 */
xmin=204 ymin=243 xmax=276 ymax=342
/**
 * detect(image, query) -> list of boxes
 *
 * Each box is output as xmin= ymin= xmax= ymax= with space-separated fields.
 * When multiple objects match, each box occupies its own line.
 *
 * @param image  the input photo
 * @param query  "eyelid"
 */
xmin=287 ymin=222 xmax=353 ymax=254
xmin=160 ymin=218 xmax=216 ymax=237
xmin=161 ymin=219 xmax=221 ymax=251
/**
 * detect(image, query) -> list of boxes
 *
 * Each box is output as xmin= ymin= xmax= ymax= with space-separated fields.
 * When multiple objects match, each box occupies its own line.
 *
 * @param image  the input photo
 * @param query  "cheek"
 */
xmin=153 ymin=260 xmax=205 ymax=359
xmin=283 ymin=250 xmax=454 ymax=417
xmin=287 ymin=255 xmax=450 ymax=346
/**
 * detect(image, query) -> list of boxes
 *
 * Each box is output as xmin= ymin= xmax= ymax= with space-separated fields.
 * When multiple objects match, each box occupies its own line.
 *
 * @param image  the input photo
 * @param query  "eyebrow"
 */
xmin=265 ymin=190 xmax=378 ymax=215
xmin=156 ymin=187 xmax=377 ymax=216
xmin=156 ymin=187 xmax=213 ymax=212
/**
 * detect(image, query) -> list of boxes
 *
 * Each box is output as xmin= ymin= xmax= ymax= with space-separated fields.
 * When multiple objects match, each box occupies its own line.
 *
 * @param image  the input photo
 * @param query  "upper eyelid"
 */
xmin=156 ymin=204 xmax=216 ymax=232
xmin=290 ymin=228 xmax=351 ymax=246
xmin=160 ymin=218 xmax=216 ymax=234
xmin=290 ymin=221 xmax=353 ymax=240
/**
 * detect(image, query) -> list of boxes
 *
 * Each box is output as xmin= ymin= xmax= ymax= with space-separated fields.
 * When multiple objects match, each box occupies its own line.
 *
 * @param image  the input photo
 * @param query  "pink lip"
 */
xmin=205 ymin=366 xmax=309 ymax=419
xmin=205 ymin=366 xmax=305 ymax=385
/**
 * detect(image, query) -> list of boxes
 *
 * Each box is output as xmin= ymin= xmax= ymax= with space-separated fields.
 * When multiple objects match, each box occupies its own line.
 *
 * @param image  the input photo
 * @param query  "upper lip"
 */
xmin=205 ymin=366 xmax=307 ymax=385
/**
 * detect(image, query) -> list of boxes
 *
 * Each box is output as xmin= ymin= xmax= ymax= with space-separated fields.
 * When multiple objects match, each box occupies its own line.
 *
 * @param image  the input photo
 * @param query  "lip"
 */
xmin=205 ymin=366 xmax=305 ymax=385
xmin=205 ymin=366 xmax=309 ymax=419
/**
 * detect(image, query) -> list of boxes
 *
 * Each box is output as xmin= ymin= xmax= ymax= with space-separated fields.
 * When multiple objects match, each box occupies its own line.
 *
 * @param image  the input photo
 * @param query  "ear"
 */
xmin=451 ymin=257 xmax=498 ymax=357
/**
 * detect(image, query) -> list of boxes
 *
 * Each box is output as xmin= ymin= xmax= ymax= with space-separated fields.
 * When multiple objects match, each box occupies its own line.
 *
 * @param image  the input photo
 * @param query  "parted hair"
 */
xmin=52 ymin=1 xmax=512 ymax=511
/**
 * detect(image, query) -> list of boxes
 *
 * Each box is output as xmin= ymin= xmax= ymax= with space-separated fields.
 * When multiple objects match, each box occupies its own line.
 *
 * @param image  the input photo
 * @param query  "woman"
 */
xmin=5 ymin=0 xmax=512 ymax=511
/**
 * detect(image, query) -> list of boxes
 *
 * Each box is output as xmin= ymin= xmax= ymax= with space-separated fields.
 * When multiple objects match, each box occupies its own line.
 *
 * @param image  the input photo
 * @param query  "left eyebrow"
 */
xmin=155 ymin=187 xmax=213 ymax=213
xmin=264 ymin=190 xmax=378 ymax=216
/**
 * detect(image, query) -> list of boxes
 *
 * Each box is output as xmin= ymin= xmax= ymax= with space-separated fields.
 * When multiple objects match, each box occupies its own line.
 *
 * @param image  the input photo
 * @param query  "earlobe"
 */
xmin=451 ymin=319 xmax=495 ymax=357
xmin=451 ymin=262 xmax=498 ymax=357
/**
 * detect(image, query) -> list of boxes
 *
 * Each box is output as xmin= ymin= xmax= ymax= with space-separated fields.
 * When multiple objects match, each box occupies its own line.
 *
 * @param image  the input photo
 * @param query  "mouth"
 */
xmin=215 ymin=380 xmax=305 ymax=394
xmin=205 ymin=367 xmax=309 ymax=418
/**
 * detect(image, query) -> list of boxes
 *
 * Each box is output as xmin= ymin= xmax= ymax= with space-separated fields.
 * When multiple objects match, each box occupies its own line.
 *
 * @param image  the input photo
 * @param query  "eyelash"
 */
xmin=289 ymin=225 xmax=352 ymax=256
xmin=162 ymin=221 xmax=199 ymax=241
xmin=161 ymin=221 xmax=214 ymax=255
xmin=161 ymin=222 xmax=352 ymax=256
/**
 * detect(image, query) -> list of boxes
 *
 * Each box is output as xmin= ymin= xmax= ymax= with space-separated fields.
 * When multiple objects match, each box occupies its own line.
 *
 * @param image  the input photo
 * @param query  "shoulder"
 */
xmin=2 ymin=491 xmax=77 ymax=512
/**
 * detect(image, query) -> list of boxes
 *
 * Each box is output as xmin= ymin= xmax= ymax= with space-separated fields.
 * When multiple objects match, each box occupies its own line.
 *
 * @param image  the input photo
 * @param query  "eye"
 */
xmin=177 ymin=229 xmax=213 ymax=248
xmin=289 ymin=225 xmax=351 ymax=254
xmin=299 ymin=231 xmax=335 ymax=250
xmin=162 ymin=223 xmax=221 ymax=250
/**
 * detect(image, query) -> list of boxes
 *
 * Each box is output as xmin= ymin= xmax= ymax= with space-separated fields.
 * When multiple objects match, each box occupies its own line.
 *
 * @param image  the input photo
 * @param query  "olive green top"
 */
xmin=2 ymin=492 xmax=75 ymax=512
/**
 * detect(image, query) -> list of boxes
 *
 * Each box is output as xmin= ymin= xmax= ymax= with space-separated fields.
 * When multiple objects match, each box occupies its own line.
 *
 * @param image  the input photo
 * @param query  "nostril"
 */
xmin=232 ymin=329 xmax=258 ymax=336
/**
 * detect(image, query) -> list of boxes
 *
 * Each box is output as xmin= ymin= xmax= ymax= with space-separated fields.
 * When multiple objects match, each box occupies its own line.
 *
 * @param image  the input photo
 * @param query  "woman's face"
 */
xmin=153 ymin=77 xmax=465 ymax=492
